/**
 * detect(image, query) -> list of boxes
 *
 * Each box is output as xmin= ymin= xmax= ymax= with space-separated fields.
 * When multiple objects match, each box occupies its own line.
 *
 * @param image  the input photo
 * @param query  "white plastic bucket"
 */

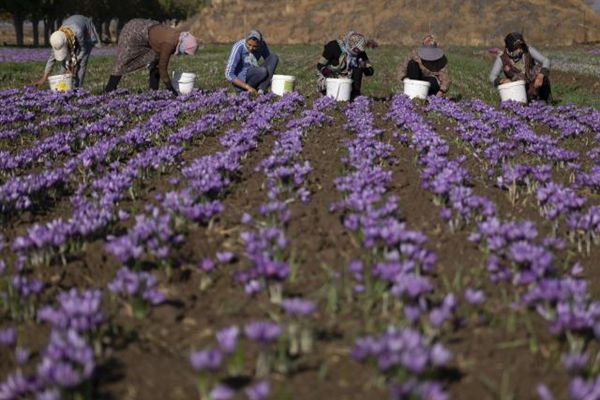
xmin=48 ymin=74 xmax=73 ymax=91
xmin=498 ymin=80 xmax=527 ymax=103
xmin=326 ymin=78 xmax=353 ymax=101
xmin=171 ymin=72 xmax=196 ymax=95
xmin=271 ymin=75 xmax=296 ymax=96
xmin=403 ymin=78 xmax=431 ymax=99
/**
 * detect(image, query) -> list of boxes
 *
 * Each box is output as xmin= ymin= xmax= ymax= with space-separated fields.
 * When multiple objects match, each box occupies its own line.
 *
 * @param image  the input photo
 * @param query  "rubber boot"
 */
xmin=149 ymin=66 xmax=160 ymax=90
xmin=104 ymin=75 xmax=121 ymax=93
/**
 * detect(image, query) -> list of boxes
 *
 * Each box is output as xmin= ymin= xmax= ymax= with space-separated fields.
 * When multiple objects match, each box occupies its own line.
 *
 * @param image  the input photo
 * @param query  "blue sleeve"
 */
xmin=225 ymin=42 xmax=242 ymax=82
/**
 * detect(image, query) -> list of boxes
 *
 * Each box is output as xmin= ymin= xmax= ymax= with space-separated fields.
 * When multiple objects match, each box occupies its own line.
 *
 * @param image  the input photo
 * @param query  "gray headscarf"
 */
xmin=246 ymin=29 xmax=263 ymax=43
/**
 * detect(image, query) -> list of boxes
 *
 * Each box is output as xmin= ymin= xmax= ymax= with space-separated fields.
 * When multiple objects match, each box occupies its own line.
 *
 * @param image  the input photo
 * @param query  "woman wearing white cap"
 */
xmin=34 ymin=15 xmax=101 ymax=89
xmin=398 ymin=34 xmax=450 ymax=97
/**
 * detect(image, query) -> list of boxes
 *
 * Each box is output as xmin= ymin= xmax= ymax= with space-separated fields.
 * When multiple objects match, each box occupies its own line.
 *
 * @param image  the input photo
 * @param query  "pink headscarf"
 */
xmin=176 ymin=32 xmax=199 ymax=55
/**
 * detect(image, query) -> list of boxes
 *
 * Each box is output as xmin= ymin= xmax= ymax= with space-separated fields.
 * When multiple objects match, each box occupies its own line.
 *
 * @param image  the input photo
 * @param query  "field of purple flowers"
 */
xmin=0 ymin=86 xmax=600 ymax=400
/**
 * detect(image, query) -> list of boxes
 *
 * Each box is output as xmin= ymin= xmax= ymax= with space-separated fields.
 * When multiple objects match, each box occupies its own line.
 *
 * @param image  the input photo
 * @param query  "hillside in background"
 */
xmin=184 ymin=0 xmax=600 ymax=46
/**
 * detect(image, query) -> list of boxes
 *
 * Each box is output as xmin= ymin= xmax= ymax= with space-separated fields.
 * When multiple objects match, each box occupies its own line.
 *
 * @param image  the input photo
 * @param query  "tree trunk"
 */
xmin=32 ymin=19 xmax=40 ymax=47
xmin=103 ymin=19 xmax=112 ymax=43
xmin=94 ymin=19 xmax=102 ymax=42
xmin=44 ymin=18 xmax=53 ymax=46
xmin=13 ymin=13 xmax=25 ymax=47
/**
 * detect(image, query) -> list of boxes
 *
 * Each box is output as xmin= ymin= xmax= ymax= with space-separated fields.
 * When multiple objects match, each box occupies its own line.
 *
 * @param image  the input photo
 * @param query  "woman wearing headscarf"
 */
xmin=225 ymin=29 xmax=279 ymax=94
xmin=104 ymin=19 xmax=199 ymax=94
xmin=489 ymin=32 xmax=551 ymax=102
xmin=398 ymin=34 xmax=450 ymax=97
xmin=34 ymin=15 xmax=101 ymax=89
xmin=316 ymin=31 xmax=377 ymax=100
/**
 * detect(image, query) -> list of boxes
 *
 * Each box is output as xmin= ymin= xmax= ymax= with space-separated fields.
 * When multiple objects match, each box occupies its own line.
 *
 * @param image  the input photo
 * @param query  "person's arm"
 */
xmin=225 ymin=42 xmax=256 ymax=93
xmin=397 ymin=54 xmax=411 ymax=82
xmin=358 ymin=51 xmax=373 ymax=76
xmin=35 ymin=54 xmax=56 ymax=86
xmin=438 ymin=64 xmax=450 ymax=95
xmin=528 ymin=46 xmax=550 ymax=76
xmin=489 ymin=56 xmax=504 ymax=86
xmin=157 ymin=43 xmax=178 ymax=94
xmin=225 ymin=42 xmax=242 ymax=82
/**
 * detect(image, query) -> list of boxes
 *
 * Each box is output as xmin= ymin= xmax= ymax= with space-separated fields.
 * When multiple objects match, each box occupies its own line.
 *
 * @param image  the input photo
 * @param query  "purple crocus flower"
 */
xmin=199 ymin=257 xmax=216 ymax=272
xmin=536 ymin=384 xmax=554 ymax=400
xmin=189 ymin=348 xmax=223 ymax=372
xmin=211 ymin=384 xmax=235 ymax=400
xmin=244 ymin=321 xmax=281 ymax=346
xmin=561 ymin=352 xmax=589 ymax=375
xmin=0 ymin=327 xmax=17 ymax=347
xmin=217 ymin=326 xmax=240 ymax=354
xmin=464 ymin=288 xmax=486 ymax=306
xmin=245 ymin=380 xmax=270 ymax=400
xmin=36 ymin=388 xmax=61 ymax=400
xmin=15 ymin=347 xmax=30 ymax=365
xmin=0 ymin=370 xmax=38 ymax=399
xmin=216 ymin=251 xmax=236 ymax=264
xmin=281 ymin=298 xmax=316 ymax=317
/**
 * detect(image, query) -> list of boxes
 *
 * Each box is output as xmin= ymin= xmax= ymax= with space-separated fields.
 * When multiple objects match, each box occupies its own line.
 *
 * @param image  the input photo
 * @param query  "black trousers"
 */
xmin=350 ymin=67 xmax=365 ymax=100
xmin=406 ymin=60 xmax=440 ymax=96
xmin=526 ymin=76 xmax=552 ymax=102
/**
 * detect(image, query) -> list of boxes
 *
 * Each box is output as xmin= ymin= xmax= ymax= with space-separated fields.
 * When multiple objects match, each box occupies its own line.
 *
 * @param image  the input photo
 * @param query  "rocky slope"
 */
xmin=184 ymin=0 xmax=600 ymax=46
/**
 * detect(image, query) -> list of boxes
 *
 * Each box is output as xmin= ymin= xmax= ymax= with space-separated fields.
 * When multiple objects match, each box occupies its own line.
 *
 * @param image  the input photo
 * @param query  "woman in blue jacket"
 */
xmin=225 ymin=29 xmax=279 ymax=94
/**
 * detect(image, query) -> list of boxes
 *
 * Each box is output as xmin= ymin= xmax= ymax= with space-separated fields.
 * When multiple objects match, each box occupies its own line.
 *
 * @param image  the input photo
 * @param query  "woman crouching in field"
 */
xmin=225 ymin=29 xmax=279 ymax=95
xmin=34 ymin=15 xmax=101 ymax=89
xmin=489 ymin=32 xmax=551 ymax=102
xmin=316 ymin=31 xmax=377 ymax=100
xmin=104 ymin=19 xmax=198 ymax=95
xmin=397 ymin=34 xmax=450 ymax=97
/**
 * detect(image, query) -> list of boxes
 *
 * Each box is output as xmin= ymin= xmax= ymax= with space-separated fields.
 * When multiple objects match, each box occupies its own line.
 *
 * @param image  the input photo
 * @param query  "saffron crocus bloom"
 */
xmin=536 ymin=384 xmax=554 ymax=400
xmin=464 ymin=288 xmax=486 ymax=306
xmin=244 ymin=321 xmax=281 ymax=346
xmin=189 ymin=348 xmax=223 ymax=372
xmin=216 ymin=326 xmax=240 ymax=354
xmin=216 ymin=251 xmax=235 ymax=264
xmin=210 ymin=384 xmax=235 ymax=400
xmin=281 ymin=298 xmax=316 ymax=317
xmin=0 ymin=327 xmax=17 ymax=347
xmin=245 ymin=380 xmax=270 ymax=400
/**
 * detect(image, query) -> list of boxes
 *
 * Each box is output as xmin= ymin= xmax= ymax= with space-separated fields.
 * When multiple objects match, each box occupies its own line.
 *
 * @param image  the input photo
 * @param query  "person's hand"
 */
xmin=321 ymin=67 xmax=333 ymax=77
xmin=33 ymin=76 xmax=47 ymax=88
xmin=534 ymin=73 xmax=544 ymax=89
xmin=246 ymin=85 xmax=258 ymax=95
xmin=359 ymin=59 xmax=371 ymax=70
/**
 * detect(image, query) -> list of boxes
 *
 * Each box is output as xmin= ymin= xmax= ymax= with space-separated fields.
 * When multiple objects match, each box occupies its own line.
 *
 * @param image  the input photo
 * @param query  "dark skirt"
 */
xmin=112 ymin=19 xmax=160 ymax=76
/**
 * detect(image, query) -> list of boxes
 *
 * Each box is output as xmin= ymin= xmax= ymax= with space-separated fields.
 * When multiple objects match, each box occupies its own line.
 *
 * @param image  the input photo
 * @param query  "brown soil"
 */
xmin=2 ymin=95 xmax=599 ymax=399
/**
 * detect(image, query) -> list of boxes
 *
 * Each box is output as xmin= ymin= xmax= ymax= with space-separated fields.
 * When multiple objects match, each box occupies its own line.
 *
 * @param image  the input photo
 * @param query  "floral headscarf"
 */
xmin=338 ymin=31 xmax=367 ymax=69
xmin=176 ymin=32 xmax=199 ymax=56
